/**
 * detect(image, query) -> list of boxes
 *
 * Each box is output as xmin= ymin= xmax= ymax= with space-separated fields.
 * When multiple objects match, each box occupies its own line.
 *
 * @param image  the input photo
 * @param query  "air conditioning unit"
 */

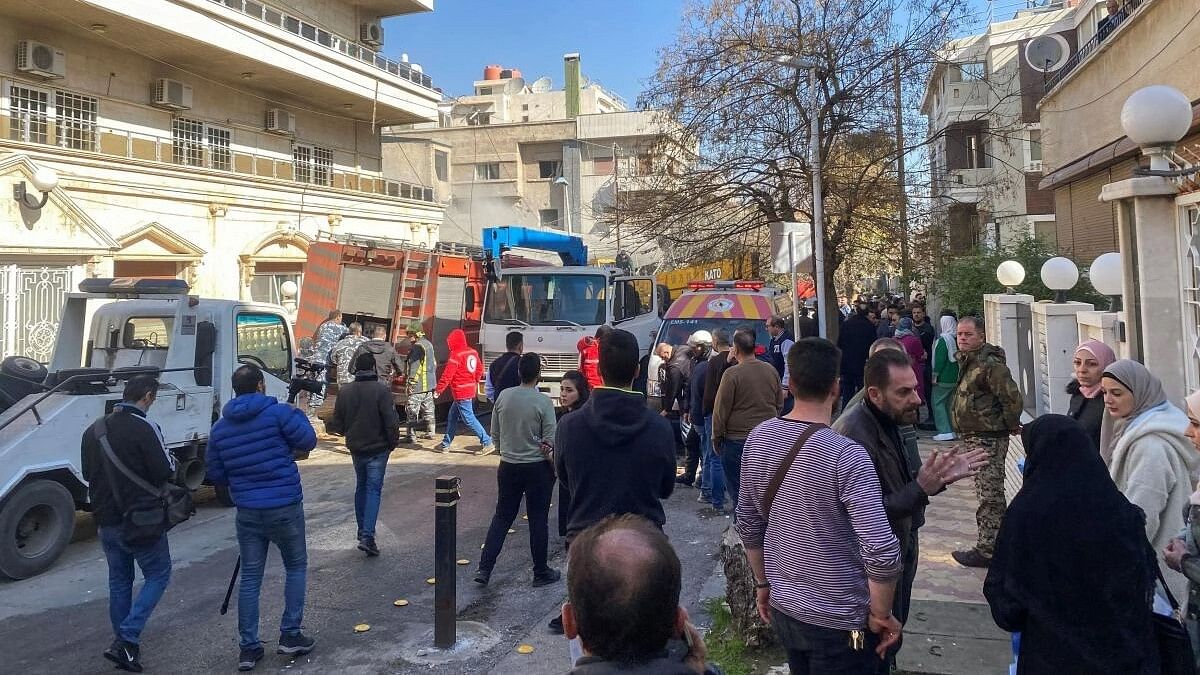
xmin=16 ymin=40 xmax=65 ymax=79
xmin=151 ymin=78 xmax=193 ymax=110
xmin=360 ymin=21 xmax=384 ymax=48
xmin=265 ymin=108 xmax=296 ymax=135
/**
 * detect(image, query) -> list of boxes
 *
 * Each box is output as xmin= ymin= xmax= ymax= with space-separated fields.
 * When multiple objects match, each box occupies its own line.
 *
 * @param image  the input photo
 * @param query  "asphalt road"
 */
xmin=0 ymin=435 xmax=729 ymax=674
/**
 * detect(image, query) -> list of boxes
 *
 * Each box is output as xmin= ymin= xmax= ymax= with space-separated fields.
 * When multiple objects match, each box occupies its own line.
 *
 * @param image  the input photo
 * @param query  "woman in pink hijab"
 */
xmin=1067 ymin=340 xmax=1116 ymax=453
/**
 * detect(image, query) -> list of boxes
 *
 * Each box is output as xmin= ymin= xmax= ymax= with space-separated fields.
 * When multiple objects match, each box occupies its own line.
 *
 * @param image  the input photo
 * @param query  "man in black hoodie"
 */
xmin=352 ymin=326 xmax=404 ymax=381
xmin=326 ymin=352 xmax=401 ymax=557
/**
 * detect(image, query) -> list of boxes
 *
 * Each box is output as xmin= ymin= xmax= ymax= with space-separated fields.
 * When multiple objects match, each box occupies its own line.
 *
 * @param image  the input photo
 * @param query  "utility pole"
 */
xmin=613 ymin=141 xmax=621 ymax=252
xmin=894 ymin=50 xmax=910 ymax=299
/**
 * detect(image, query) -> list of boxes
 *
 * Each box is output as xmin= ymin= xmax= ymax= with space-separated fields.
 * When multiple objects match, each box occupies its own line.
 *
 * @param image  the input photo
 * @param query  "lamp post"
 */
xmin=773 ymin=54 xmax=828 ymax=338
xmin=279 ymin=280 xmax=299 ymax=316
xmin=1039 ymin=257 xmax=1079 ymax=304
xmin=553 ymin=176 xmax=572 ymax=234
xmin=13 ymin=166 xmax=59 ymax=210
xmin=996 ymin=260 xmax=1025 ymax=294
xmin=1089 ymin=252 xmax=1123 ymax=312
xmin=1120 ymin=85 xmax=1193 ymax=171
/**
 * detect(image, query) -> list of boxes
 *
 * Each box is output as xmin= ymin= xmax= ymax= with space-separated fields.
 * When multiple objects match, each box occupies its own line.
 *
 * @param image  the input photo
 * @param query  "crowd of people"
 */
xmin=82 ymin=295 xmax=1200 ymax=675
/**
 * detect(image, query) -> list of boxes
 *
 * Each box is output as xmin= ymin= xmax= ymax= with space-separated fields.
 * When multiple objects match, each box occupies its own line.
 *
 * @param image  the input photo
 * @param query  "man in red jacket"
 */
xmin=576 ymin=325 xmax=611 ymax=389
xmin=436 ymin=329 xmax=493 ymax=455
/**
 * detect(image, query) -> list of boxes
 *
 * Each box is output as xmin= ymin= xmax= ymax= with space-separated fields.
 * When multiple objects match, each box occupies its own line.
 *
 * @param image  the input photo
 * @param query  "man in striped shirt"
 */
xmin=736 ymin=337 xmax=903 ymax=674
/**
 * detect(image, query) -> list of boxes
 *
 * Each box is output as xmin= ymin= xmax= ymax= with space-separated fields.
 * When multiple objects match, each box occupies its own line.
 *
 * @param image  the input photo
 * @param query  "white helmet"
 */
xmin=688 ymin=330 xmax=713 ymax=347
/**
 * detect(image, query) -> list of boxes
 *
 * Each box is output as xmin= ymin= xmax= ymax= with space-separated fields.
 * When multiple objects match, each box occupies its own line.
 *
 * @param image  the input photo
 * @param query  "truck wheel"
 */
xmin=214 ymin=484 xmax=235 ymax=507
xmin=0 ymin=480 xmax=75 ymax=579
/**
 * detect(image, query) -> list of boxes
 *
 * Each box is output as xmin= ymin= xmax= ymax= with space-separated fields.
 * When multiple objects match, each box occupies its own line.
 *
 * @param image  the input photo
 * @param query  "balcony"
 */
xmin=0 ymin=110 xmax=436 ymax=203
xmin=932 ymin=167 xmax=992 ymax=201
xmin=1045 ymin=0 xmax=1144 ymax=93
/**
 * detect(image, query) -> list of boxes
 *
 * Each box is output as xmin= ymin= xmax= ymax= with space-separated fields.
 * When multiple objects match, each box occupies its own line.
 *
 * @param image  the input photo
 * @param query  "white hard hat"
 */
xmin=688 ymin=330 xmax=713 ymax=346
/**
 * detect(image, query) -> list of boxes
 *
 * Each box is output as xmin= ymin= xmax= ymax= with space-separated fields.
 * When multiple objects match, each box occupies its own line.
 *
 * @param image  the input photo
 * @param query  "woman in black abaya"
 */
xmin=983 ymin=414 xmax=1158 ymax=674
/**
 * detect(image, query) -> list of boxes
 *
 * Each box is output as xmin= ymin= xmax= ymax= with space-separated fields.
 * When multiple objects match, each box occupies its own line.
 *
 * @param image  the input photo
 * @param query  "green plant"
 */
xmin=700 ymin=597 xmax=788 ymax=675
xmin=928 ymin=235 xmax=1106 ymax=316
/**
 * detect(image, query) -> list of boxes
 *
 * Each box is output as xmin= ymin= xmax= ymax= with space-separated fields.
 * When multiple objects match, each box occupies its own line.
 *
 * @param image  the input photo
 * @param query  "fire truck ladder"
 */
xmin=394 ymin=248 xmax=436 ymax=330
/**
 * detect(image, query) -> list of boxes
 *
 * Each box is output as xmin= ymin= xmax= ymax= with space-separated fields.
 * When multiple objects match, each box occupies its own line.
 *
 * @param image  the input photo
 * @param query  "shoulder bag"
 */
xmin=93 ymin=417 xmax=194 ymax=545
xmin=1154 ymin=564 xmax=1196 ymax=675
xmin=762 ymin=423 xmax=827 ymax=522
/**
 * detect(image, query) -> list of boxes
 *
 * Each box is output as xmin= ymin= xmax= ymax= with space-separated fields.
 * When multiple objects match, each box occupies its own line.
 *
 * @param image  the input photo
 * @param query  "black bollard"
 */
xmin=434 ymin=475 xmax=461 ymax=649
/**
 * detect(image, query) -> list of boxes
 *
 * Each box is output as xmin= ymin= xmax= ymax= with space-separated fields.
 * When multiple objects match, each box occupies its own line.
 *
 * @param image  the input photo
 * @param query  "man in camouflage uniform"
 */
xmin=950 ymin=315 xmax=1023 ymax=568
xmin=309 ymin=309 xmax=347 ymax=408
xmin=330 ymin=323 xmax=368 ymax=385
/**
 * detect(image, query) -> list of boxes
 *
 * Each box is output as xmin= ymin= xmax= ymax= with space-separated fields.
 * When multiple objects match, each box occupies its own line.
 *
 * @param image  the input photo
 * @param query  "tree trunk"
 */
xmin=719 ymin=526 xmax=774 ymax=647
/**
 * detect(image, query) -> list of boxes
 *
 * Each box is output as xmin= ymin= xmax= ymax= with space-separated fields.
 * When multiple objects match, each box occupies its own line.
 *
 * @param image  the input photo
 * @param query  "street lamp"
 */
xmin=553 ymin=176 xmax=572 ymax=234
xmin=1089 ymin=252 xmax=1124 ymax=311
xmin=773 ymin=54 xmax=828 ymax=339
xmin=13 ymin=166 xmax=59 ymax=210
xmin=996 ymin=260 xmax=1025 ymax=294
xmin=279 ymin=280 xmax=299 ymax=315
xmin=1040 ymin=256 xmax=1078 ymax=303
xmin=1121 ymin=85 xmax=1193 ymax=171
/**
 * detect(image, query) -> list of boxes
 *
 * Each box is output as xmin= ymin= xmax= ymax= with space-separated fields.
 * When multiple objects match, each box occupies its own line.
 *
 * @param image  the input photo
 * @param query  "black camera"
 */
xmin=287 ymin=357 xmax=327 ymax=404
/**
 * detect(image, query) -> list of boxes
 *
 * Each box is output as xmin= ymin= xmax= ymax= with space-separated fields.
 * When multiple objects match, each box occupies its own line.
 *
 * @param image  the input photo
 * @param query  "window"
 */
xmin=539 ymin=209 xmax=560 ymax=229
xmin=9 ymin=85 xmax=49 ymax=144
xmin=637 ymin=154 xmax=653 ymax=176
xmin=250 ymin=272 xmax=302 ymax=305
xmin=172 ymin=117 xmax=205 ymax=167
xmin=207 ymin=125 xmax=231 ymax=171
xmin=475 ymin=162 xmax=501 ymax=180
xmin=484 ymin=274 xmax=607 ymax=326
xmin=123 ymin=317 xmax=173 ymax=349
xmin=613 ymin=279 xmax=653 ymax=322
xmin=966 ymin=134 xmax=982 ymax=169
xmin=1029 ymin=129 xmax=1042 ymax=162
xmin=478 ymin=87 xmax=492 ymax=96
xmin=961 ymin=62 xmax=986 ymax=80
xmin=522 ymin=115 xmax=529 ymax=122
xmin=236 ymin=313 xmax=292 ymax=380
xmin=467 ymin=112 xmax=491 ymax=126
xmin=294 ymin=144 xmax=332 ymax=185
xmin=434 ymin=150 xmax=448 ymax=181
xmin=593 ymin=156 xmax=614 ymax=175
xmin=522 ymin=104 xmax=529 ymax=111
xmin=55 ymin=91 xmax=97 ymax=151
xmin=538 ymin=160 xmax=561 ymax=179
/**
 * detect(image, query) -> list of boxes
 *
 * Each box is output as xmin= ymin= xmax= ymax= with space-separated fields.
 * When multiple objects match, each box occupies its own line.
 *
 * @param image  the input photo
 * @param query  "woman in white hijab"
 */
xmin=1104 ymin=359 xmax=1196 ymax=613
xmin=931 ymin=315 xmax=958 ymax=441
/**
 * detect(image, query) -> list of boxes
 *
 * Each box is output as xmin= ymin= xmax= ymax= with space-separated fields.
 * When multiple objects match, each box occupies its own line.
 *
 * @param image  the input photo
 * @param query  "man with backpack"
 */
xmin=81 ymin=375 xmax=175 ymax=673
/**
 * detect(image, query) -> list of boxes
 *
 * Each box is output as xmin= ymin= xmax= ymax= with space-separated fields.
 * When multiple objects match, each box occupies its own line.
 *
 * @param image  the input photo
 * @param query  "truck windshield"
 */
xmin=484 ymin=274 xmax=607 ymax=326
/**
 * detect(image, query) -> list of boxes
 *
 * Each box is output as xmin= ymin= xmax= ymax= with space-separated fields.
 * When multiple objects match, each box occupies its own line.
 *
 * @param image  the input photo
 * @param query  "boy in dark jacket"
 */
xmin=207 ymin=365 xmax=317 ymax=672
xmin=81 ymin=375 xmax=174 ymax=673
xmin=327 ymin=353 xmax=401 ymax=556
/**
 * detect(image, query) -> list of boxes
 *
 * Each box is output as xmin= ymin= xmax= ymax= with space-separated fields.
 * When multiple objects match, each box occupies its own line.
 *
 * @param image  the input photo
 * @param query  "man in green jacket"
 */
xmin=950 ymin=316 xmax=1024 ymax=568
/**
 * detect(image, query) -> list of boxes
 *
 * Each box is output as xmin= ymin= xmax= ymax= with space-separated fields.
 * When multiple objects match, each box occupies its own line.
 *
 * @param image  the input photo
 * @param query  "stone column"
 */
xmin=1032 ymin=300 xmax=1094 ymax=416
xmin=983 ymin=293 xmax=1035 ymax=414
xmin=1076 ymin=310 xmax=1130 ymax=360
xmin=1101 ymin=176 xmax=1186 ymax=403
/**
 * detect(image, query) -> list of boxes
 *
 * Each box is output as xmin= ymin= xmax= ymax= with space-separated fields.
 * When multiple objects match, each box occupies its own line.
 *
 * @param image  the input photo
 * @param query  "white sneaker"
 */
xmin=933 ymin=433 xmax=956 ymax=442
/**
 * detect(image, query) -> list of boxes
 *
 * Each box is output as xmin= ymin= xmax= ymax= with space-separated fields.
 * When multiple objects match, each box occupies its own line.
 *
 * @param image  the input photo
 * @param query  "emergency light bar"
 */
xmin=686 ymin=280 xmax=765 ymax=291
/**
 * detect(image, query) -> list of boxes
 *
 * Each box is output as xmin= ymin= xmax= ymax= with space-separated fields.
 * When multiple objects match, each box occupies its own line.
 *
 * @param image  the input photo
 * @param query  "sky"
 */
xmin=382 ymin=0 xmax=688 ymax=106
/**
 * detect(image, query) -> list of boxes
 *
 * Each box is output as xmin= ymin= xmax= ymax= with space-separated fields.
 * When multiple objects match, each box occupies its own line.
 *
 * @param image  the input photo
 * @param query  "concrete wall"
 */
xmin=1039 ymin=0 xmax=1200 ymax=173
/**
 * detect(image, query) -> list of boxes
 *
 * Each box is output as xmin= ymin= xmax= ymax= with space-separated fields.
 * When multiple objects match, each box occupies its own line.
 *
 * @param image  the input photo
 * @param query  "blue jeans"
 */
xmin=702 ymin=417 xmax=726 ymax=509
xmin=720 ymin=438 xmax=746 ymax=512
xmin=443 ymin=398 xmax=492 ymax=447
xmin=99 ymin=526 xmax=172 ymax=645
xmin=236 ymin=502 xmax=307 ymax=650
xmin=352 ymin=451 xmax=390 ymax=539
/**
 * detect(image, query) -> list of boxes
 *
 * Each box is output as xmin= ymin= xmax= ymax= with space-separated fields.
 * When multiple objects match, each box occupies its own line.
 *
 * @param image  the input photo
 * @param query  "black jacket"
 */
xmin=326 ymin=373 xmax=401 ymax=455
xmin=660 ymin=349 xmax=693 ymax=415
xmin=81 ymin=406 xmax=174 ymax=527
xmin=1066 ymin=380 xmax=1105 ymax=454
xmin=797 ymin=315 xmax=818 ymax=339
xmin=837 ymin=314 xmax=877 ymax=376
xmin=702 ymin=350 xmax=734 ymax=417
xmin=833 ymin=400 xmax=928 ymax=548
xmin=555 ymin=388 xmax=676 ymax=542
xmin=488 ymin=351 xmax=521 ymax=400
xmin=353 ymin=339 xmax=404 ymax=379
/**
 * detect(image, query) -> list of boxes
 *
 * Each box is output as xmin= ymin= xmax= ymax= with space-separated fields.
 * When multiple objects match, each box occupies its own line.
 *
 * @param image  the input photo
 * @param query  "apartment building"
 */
xmin=384 ymin=54 xmax=686 ymax=267
xmin=0 ymin=0 xmax=443 ymax=361
xmin=921 ymin=5 xmax=1075 ymax=253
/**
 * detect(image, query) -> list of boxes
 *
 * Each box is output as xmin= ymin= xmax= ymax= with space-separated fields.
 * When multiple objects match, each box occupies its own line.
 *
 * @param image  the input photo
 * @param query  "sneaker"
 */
xmin=532 ymin=567 xmax=561 ymax=587
xmin=475 ymin=443 xmax=496 ymax=456
xmin=548 ymin=615 xmax=564 ymax=635
xmin=697 ymin=493 xmax=711 ymax=503
xmin=933 ymin=433 xmax=956 ymax=442
xmin=237 ymin=645 xmax=264 ymax=671
xmin=357 ymin=537 xmax=380 ymax=557
xmin=473 ymin=568 xmax=491 ymax=586
xmin=277 ymin=632 xmax=316 ymax=656
xmin=952 ymin=549 xmax=992 ymax=568
xmin=419 ymin=432 xmax=435 ymax=440
xmin=437 ymin=442 xmax=450 ymax=454
xmin=103 ymin=640 xmax=143 ymax=673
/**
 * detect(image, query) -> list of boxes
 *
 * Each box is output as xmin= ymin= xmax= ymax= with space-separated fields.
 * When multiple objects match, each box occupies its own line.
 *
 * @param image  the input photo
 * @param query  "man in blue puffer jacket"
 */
xmin=207 ymin=365 xmax=317 ymax=672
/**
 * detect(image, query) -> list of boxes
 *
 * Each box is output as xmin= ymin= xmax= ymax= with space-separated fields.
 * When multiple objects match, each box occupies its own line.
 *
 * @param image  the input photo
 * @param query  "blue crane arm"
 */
xmin=482 ymin=226 xmax=588 ymax=267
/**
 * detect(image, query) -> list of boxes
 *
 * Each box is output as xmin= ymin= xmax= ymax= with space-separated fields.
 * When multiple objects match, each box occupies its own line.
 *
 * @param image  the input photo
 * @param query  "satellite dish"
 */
xmin=530 ymin=76 xmax=552 ymax=93
xmin=1025 ymin=35 xmax=1067 ymax=72
xmin=509 ymin=76 xmax=526 ymax=92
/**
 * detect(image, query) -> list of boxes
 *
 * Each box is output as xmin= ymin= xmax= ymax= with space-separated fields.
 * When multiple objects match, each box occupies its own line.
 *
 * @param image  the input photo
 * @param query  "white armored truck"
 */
xmin=0 ymin=278 xmax=296 ymax=579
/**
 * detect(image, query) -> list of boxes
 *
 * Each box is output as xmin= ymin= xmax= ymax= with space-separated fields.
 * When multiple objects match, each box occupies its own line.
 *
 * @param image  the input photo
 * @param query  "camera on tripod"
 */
xmin=287 ymin=357 xmax=327 ymax=404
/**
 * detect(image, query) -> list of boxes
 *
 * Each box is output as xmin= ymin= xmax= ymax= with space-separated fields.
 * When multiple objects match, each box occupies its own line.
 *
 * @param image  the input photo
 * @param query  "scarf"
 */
xmin=895 ymin=316 xmax=916 ymax=339
xmin=938 ymin=315 xmax=958 ymax=360
xmin=1075 ymin=340 xmax=1116 ymax=399
xmin=1100 ymin=359 xmax=1169 ymax=464
xmin=1187 ymin=390 xmax=1200 ymax=506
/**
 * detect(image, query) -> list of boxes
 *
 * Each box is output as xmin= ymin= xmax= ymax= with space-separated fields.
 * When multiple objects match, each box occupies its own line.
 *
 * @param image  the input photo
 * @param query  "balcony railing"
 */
xmin=205 ymin=0 xmax=435 ymax=92
xmin=1046 ymin=0 xmax=1143 ymax=91
xmin=1 ymin=111 xmax=436 ymax=203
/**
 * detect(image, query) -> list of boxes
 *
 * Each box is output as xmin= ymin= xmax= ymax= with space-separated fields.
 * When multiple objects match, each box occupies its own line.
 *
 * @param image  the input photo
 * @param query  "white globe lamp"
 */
xmin=1040 ymin=256 xmax=1079 ymax=303
xmin=279 ymin=280 xmax=299 ymax=300
xmin=996 ymin=260 xmax=1025 ymax=293
xmin=1089 ymin=252 xmax=1123 ymax=311
xmin=14 ymin=165 xmax=59 ymax=210
xmin=1120 ymin=85 xmax=1193 ymax=171
xmin=30 ymin=167 xmax=59 ymax=193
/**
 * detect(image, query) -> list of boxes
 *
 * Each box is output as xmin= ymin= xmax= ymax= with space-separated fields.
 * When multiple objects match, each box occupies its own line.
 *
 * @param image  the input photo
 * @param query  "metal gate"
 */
xmin=1181 ymin=205 xmax=1200 ymax=394
xmin=0 ymin=265 xmax=72 ymax=363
